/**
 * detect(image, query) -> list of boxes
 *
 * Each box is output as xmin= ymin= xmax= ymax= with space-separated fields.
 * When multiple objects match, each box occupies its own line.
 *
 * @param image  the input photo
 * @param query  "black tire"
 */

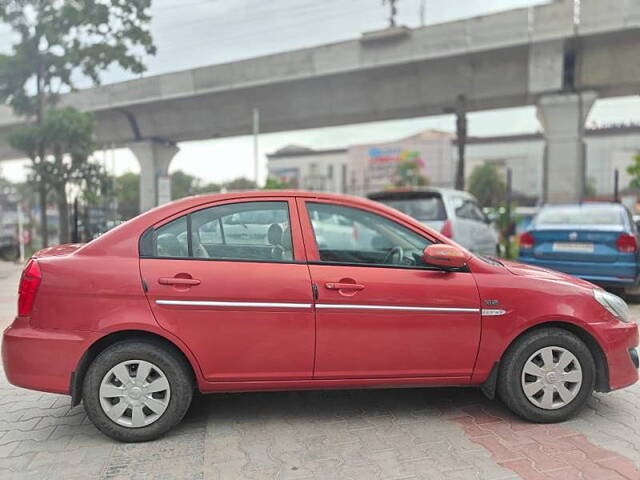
xmin=497 ymin=328 xmax=595 ymax=423
xmin=622 ymin=286 xmax=640 ymax=304
xmin=82 ymin=340 xmax=193 ymax=442
xmin=624 ymin=294 xmax=640 ymax=304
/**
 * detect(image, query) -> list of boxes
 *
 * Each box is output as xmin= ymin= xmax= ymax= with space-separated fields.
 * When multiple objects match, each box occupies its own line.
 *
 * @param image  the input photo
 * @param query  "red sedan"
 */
xmin=3 ymin=191 xmax=638 ymax=442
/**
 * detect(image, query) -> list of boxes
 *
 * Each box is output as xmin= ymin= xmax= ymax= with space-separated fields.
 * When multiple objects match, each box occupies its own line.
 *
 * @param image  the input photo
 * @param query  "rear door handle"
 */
xmin=158 ymin=277 xmax=201 ymax=286
xmin=325 ymin=282 xmax=365 ymax=291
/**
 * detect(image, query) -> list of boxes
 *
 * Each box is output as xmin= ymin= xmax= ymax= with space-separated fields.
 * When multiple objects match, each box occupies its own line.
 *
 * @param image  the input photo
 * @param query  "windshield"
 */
xmin=536 ymin=206 xmax=624 ymax=226
xmin=376 ymin=197 xmax=447 ymax=222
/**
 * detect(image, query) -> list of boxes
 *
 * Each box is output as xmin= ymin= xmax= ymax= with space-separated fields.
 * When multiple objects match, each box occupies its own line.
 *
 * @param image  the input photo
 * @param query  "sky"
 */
xmin=2 ymin=0 xmax=640 ymax=183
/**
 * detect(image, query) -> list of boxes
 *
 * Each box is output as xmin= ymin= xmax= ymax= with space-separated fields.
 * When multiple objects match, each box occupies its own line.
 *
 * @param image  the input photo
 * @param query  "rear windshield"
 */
xmin=536 ymin=206 xmax=624 ymax=226
xmin=375 ymin=197 xmax=447 ymax=222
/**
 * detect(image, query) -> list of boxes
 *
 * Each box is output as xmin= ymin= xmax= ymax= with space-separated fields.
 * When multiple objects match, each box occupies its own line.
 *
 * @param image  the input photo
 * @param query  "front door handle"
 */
xmin=159 ymin=277 xmax=201 ymax=286
xmin=325 ymin=282 xmax=364 ymax=291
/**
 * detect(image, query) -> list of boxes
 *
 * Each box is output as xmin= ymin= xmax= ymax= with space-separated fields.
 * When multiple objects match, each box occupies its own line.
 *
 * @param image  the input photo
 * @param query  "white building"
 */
xmin=267 ymin=126 xmax=640 ymax=203
xmin=267 ymin=130 xmax=455 ymax=196
xmin=348 ymin=130 xmax=454 ymax=195
xmin=463 ymin=125 xmax=640 ymax=201
xmin=267 ymin=145 xmax=350 ymax=194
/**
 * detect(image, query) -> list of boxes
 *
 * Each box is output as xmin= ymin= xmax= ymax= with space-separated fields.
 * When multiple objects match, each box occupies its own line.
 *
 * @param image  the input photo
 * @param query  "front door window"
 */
xmin=306 ymin=202 xmax=432 ymax=267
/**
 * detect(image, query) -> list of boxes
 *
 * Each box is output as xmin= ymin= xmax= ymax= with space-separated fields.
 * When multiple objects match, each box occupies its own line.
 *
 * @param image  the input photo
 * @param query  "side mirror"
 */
xmin=422 ymin=244 xmax=470 ymax=269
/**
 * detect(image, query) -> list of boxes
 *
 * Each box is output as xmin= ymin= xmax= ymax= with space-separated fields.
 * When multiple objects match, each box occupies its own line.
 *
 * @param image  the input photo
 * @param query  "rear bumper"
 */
xmin=517 ymin=256 xmax=638 ymax=288
xmin=594 ymin=319 xmax=639 ymax=391
xmin=2 ymin=317 xmax=96 ymax=395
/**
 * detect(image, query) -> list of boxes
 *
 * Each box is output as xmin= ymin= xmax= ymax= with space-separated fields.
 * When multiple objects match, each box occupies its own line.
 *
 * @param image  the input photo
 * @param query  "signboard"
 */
xmin=271 ymin=167 xmax=300 ymax=188
xmin=367 ymin=147 xmax=426 ymax=184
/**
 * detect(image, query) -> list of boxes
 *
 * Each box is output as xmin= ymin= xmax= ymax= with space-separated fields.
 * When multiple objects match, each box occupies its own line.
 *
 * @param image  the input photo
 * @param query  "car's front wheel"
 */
xmin=83 ymin=340 xmax=193 ymax=442
xmin=497 ymin=328 xmax=595 ymax=423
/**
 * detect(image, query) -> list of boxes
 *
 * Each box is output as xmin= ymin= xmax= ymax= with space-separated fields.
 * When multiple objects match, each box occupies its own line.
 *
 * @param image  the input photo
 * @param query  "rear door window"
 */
xmin=373 ymin=196 xmax=447 ymax=222
xmin=149 ymin=201 xmax=294 ymax=262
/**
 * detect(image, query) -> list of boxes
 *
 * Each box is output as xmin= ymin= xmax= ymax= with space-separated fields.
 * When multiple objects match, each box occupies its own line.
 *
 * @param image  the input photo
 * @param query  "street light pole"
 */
xmin=454 ymin=95 xmax=468 ymax=191
xmin=253 ymin=108 xmax=260 ymax=188
xmin=17 ymin=203 xmax=25 ymax=263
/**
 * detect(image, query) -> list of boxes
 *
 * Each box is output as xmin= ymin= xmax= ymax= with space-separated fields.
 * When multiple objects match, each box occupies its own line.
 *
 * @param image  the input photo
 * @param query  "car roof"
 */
xmin=152 ymin=190 xmax=387 ymax=216
xmin=80 ymin=189 xmax=450 ymax=257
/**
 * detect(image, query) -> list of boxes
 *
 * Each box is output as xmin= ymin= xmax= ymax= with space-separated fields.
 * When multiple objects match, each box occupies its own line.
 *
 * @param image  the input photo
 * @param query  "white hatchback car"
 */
xmin=368 ymin=188 xmax=499 ymax=256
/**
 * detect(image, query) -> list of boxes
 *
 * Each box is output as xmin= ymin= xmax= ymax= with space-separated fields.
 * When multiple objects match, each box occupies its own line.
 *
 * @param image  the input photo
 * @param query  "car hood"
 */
xmin=500 ymin=259 xmax=598 ymax=290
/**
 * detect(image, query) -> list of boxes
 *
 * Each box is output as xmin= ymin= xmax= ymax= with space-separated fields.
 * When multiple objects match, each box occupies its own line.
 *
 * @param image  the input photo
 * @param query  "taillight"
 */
xmin=18 ymin=259 xmax=42 ymax=316
xmin=441 ymin=220 xmax=453 ymax=239
xmin=617 ymin=233 xmax=638 ymax=253
xmin=520 ymin=232 xmax=535 ymax=250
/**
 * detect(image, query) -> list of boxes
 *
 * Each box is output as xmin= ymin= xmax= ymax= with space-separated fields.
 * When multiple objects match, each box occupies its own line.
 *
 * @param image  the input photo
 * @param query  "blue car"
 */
xmin=518 ymin=203 xmax=639 ymax=296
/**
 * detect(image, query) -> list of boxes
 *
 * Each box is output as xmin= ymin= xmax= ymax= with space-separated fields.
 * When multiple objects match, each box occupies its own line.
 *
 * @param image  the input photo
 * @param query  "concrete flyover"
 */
xmin=1 ymin=0 xmax=639 ymax=210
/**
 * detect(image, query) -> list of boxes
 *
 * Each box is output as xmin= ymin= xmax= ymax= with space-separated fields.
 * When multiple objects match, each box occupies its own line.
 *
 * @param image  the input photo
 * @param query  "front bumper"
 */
xmin=2 ymin=317 xmax=96 ymax=395
xmin=595 ymin=319 xmax=639 ymax=391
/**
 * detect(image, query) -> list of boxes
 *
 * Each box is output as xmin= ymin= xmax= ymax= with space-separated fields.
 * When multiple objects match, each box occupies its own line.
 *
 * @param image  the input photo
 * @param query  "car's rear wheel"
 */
xmin=83 ymin=340 xmax=193 ymax=442
xmin=497 ymin=328 xmax=595 ymax=423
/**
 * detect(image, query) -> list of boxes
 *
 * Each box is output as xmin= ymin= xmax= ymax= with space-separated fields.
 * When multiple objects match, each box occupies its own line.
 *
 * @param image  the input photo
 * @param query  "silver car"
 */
xmin=368 ymin=188 xmax=499 ymax=256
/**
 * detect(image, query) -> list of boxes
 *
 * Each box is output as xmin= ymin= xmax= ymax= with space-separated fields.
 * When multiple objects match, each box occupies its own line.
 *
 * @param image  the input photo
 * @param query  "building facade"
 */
xmin=267 ymin=126 xmax=640 ymax=203
xmin=267 ymin=145 xmax=350 ymax=194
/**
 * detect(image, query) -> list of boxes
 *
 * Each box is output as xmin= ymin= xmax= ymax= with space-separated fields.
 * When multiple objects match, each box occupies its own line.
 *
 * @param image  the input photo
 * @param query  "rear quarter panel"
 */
xmin=30 ymin=254 xmax=151 ymax=333
xmin=29 ymin=252 xmax=208 ymax=389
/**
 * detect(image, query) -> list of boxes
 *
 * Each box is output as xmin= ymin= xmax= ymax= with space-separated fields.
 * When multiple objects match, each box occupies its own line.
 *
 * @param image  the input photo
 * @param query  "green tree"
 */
xmin=263 ymin=177 xmax=291 ymax=190
xmin=585 ymin=176 xmax=597 ymax=199
xmin=0 ymin=1 xmax=155 ymax=117
xmin=195 ymin=181 xmax=221 ymax=195
xmin=393 ymin=160 xmax=429 ymax=188
xmin=468 ymin=163 xmax=506 ymax=207
xmin=0 ymin=0 xmax=155 ymax=246
xmin=224 ymin=177 xmax=257 ymax=191
xmin=171 ymin=170 xmax=199 ymax=200
xmin=115 ymin=172 xmax=140 ymax=221
xmin=627 ymin=154 xmax=640 ymax=190
xmin=10 ymin=107 xmax=99 ymax=243
xmin=172 ymin=170 xmax=223 ymax=198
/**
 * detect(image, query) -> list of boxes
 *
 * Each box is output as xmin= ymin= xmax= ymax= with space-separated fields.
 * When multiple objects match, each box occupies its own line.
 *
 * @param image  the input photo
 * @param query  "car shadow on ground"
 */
xmin=173 ymin=386 xmax=524 ymax=435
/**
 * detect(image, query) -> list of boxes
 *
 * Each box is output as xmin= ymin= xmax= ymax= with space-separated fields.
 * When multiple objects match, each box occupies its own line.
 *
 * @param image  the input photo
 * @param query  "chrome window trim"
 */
xmin=156 ymin=300 xmax=312 ymax=308
xmin=315 ymin=304 xmax=479 ymax=313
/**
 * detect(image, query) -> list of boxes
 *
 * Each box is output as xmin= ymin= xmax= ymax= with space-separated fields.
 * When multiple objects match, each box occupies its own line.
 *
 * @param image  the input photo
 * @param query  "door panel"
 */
xmin=141 ymin=259 xmax=315 ymax=381
xmin=298 ymin=198 xmax=482 ymax=379
xmin=140 ymin=198 xmax=315 ymax=382
xmin=310 ymin=264 xmax=481 ymax=378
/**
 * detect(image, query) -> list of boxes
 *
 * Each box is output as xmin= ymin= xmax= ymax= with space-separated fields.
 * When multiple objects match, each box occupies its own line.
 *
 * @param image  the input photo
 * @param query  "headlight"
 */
xmin=593 ymin=289 xmax=631 ymax=323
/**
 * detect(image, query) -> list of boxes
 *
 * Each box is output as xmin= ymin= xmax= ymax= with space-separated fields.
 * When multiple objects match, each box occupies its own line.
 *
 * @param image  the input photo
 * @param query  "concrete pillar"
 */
xmin=537 ymin=91 xmax=597 ymax=204
xmin=129 ymin=140 xmax=180 ymax=213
